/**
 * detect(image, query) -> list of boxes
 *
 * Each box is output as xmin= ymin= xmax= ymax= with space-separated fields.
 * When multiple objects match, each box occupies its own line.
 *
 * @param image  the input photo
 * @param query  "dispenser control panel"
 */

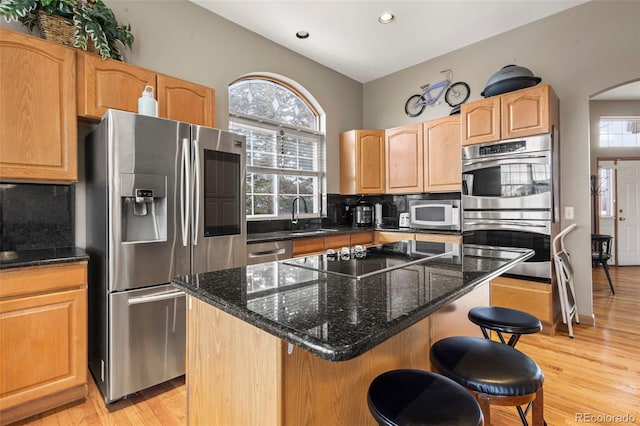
xmin=135 ymin=189 xmax=154 ymax=204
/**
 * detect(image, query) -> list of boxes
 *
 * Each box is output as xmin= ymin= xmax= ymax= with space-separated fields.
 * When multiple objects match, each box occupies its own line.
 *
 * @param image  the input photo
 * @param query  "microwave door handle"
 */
xmin=192 ymin=139 xmax=201 ymax=246
xmin=180 ymin=138 xmax=190 ymax=247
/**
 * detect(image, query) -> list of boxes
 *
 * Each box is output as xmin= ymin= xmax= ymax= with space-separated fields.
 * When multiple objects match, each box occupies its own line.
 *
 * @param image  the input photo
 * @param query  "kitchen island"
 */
xmin=172 ymin=242 xmax=533 ymax=425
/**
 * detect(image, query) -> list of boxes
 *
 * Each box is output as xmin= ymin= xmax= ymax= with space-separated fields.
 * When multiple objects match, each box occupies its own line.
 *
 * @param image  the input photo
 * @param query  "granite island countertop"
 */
xmin=172 ymin=243 xmax=533 ymax=361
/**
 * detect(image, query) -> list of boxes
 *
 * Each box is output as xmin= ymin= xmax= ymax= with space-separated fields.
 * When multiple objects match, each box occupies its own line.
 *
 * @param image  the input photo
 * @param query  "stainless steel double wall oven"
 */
xmin=462 ymin=133 xmax=558 ymax=282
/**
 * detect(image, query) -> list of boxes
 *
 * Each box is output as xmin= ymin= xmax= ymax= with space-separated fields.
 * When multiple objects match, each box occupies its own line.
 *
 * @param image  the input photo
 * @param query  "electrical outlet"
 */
xmin=565 ymin=206 xmax=574 ymax=220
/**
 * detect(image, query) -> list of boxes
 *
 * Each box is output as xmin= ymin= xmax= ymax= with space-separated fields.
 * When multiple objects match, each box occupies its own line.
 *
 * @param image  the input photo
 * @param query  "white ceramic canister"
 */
xmin=138 ymin=84 xmax=158 ymax=117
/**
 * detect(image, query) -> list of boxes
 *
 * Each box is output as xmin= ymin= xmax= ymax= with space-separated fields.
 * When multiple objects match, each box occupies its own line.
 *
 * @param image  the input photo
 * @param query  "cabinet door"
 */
xmin=385 ymin=124 xmax=423 ymax=194
xmin=461 ymin=96 xmax=500 ymax=146
xmin=0 ymin=29 xmax=77 ymax=182
xmin=77 ymin=51 xmax=155 ymax=119
xmin=350 ymin=231 xmax=374 ymax=246
xmin=414 ymin=233 xmax=462 ymax=243
xmin=293 ymin=237 xmax=325 ymax=256
xmin=423 ymin=116 xmax=461 ymax=192
xmin=0 ymin=288 xmax=87 ymax=414
xmin=356 ymin=130 xmax=385 ymax=194
xmin=501 ymin=84 xmax=552 ymax=139
xmin=157 ymin=74 xmax=215 ymax=127
xmin=375 ymin=231 xmax=415 ymax=244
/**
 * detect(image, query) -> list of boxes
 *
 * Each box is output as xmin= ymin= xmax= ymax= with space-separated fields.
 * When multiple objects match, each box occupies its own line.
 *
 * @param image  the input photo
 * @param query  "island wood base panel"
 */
xmin=186 ymin=297 xmax=431 ymax=426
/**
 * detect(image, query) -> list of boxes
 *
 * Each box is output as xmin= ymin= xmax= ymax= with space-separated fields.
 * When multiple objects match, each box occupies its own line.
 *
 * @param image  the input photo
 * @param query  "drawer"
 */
xmin=293 ymin=237 xmax=325 ymax=256
xmin=0 ymin=262 xmax=87 ymax=299
xmin=324 ymin=234 xmax=351 ymax=250
xmin=350 ymin=231 xmax=373 ymax=246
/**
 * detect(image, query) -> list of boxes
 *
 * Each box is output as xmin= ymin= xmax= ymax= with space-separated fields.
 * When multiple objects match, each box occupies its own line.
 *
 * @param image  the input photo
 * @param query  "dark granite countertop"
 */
xmin=0 ymin=247 xmax=89 ymax=269
xmin=247 ymin=226 xmax=460 ymax=243
xmin=172 ymin=243 xmax=533 ymax=361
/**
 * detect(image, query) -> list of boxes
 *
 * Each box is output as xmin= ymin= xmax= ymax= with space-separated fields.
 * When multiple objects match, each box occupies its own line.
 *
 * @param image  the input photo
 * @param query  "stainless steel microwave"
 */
xmin=409 ymin=199 xmax=460 ymax=231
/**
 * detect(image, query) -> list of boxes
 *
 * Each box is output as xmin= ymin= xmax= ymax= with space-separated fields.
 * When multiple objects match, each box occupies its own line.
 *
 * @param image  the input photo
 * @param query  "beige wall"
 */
xmin=589 ymin=100 xmax=640 ymax=171
xmin=363 ymin=0 xmax=640 ymax=317
xmin=1 ymin=0 xmax=364 ymax=194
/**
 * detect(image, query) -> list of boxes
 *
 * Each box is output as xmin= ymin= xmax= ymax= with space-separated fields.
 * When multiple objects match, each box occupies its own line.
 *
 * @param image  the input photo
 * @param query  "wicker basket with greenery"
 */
xmin=0 ymin=0 xmax=134 ymax=61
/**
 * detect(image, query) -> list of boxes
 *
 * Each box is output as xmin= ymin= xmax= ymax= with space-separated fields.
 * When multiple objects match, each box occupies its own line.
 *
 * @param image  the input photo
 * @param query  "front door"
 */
xmin=617 ymin=160 xmax=640 ymax=265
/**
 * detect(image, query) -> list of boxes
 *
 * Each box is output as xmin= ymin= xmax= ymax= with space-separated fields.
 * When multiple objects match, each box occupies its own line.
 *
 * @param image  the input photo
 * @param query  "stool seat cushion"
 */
xmin=469 ymin=306 xmax=542 ymax=335
xmin=368 ymin=369 xmax=483 ymax=426
xmin=430 ymin=336 xmax=544 ymax=397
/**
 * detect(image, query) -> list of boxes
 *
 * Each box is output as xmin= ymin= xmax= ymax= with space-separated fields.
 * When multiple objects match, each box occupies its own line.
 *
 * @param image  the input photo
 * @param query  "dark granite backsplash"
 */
xmin=248 ymin=192 xmax=461 ymax=233
xmin=0 ymin=183 xmax=74 ymax=251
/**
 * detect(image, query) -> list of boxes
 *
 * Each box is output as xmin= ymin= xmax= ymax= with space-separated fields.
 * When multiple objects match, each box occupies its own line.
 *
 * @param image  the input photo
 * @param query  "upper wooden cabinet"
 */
xmin=385 ymin=124 xmax=423 ymax=194
xmin=339 ymin=130 xmax=385 ymax=195
xmin=0 ymin=29 xmax=77 ymax=183
xmin=461 ymin=84 xmax=558 ymax=145
xmin=157 ymin=74 xmax=215 ymax=127
xmin=77 ymin=51 xmax=215 ymax=126
xmin=460 ymin=96 xmax=500 ymax=145
xmin=501 ymin=84 xmax=557 ymax=140
xmin=77 ymin=51 xmax=155 ymax=119
xmin=382 ymin=116 xmax=461 ymax=195
xmin=423 ymin=115 xmax=461 ymax=192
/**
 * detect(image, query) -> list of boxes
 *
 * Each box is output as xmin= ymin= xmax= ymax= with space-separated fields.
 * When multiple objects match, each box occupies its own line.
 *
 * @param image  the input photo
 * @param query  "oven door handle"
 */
xmin=464 ymin=220 xmax=548 ymax=228
xmin=463 ymin=221 xmax=550 ymax=235
xmin=462 ymin=154 xmax=549 ymax=170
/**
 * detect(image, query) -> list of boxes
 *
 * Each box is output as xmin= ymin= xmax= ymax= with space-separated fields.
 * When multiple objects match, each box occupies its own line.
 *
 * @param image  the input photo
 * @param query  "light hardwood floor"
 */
xmin=12 ymin=266 xmax=639 ymax=425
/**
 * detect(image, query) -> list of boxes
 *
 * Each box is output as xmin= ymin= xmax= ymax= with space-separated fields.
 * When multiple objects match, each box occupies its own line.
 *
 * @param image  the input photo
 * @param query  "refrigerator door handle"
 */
xmin=181 ymin=138 xmax=190 ymax=247
xmin=193 ymin=139 xmax=201 ymax=246
xmin=127 ymin=290 xmax=186 ymax=305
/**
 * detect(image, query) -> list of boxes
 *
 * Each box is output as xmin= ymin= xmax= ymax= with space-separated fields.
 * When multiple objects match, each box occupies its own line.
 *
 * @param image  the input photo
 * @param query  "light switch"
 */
xmin=565 ymin=206 xmax=574 ymax=220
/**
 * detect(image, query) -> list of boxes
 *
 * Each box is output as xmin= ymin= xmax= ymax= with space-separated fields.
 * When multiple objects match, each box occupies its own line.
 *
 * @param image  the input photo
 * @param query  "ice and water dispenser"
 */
xmin=120 ymin=174 xmax=167 ymax=243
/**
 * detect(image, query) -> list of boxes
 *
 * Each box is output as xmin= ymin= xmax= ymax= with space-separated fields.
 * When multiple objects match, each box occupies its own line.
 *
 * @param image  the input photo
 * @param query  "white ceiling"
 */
xmin=191 ymin=0 xmax=587 ymax=83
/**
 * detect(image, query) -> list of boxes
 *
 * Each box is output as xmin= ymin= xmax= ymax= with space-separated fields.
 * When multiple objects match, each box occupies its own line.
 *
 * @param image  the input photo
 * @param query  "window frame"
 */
xmin=228 ymin=77 xmax=326 ymax=221
xmin=598 ymin=116 xmax=640 ymax=148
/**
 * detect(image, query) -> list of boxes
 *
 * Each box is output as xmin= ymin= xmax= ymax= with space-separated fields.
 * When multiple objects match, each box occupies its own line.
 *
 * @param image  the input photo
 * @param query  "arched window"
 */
xmin=229 ymin=77 xmax=325 ymax=219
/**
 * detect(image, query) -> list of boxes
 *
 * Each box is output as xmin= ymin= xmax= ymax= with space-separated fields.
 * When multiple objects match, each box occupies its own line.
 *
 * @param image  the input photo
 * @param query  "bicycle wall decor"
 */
xmin=404 ymin=69 xmax=470 ymax=117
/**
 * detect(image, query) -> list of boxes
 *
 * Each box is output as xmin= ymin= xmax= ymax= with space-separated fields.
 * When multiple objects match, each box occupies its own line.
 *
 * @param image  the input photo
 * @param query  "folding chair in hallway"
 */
xmin=552 ymin=224 xmax=579 ymax=338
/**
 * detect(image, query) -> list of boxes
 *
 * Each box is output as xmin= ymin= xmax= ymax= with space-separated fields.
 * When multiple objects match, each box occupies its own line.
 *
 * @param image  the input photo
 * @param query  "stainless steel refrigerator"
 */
xmin=85 ymin=110 xmax=246 ymax=403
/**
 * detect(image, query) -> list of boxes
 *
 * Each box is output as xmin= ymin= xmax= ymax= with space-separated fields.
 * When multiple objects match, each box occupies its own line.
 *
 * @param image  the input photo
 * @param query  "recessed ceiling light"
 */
xmin=296 ymin=31 xmax=310 ymax=39
xmin=378 ymin=12 xmax=395 ymax=24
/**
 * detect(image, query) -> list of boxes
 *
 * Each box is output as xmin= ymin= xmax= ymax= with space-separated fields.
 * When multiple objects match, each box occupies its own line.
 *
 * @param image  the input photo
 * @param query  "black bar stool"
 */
xmin=430 ymin=336 xmax=544 ymax=426
xmin=468 ymin=306 xmax=542 ymax=347
xmin=367 ymin=369 xmax=484 ymax=425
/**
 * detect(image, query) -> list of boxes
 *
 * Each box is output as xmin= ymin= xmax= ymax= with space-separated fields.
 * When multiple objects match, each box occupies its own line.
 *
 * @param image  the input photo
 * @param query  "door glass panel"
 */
xmin=464 ymin=230 xmax=550 ymax=263
xmin=463 ymin=163 xmax=550 ymax=197
xmin=204 ymin=149 xmax=241 ymax=236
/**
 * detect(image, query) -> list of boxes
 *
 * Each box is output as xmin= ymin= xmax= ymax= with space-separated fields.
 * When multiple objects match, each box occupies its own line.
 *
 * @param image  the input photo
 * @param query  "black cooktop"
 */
xmin=283 ymin=240 xmax=457 ymax=279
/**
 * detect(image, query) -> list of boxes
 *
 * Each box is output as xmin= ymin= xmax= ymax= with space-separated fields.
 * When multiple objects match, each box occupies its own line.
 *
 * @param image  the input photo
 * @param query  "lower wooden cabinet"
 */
xmin=375 ymin=231 xmax=415 ymax=244
xmin=491 ymin=275 xmax=560 ymax=334
xmin=293 ymin=231 xmax=375 ymax=257
xmin=375 ymin=231 xmax=461 ymax=244
xmin=0 ymin=261 xmax=88 ymax=424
